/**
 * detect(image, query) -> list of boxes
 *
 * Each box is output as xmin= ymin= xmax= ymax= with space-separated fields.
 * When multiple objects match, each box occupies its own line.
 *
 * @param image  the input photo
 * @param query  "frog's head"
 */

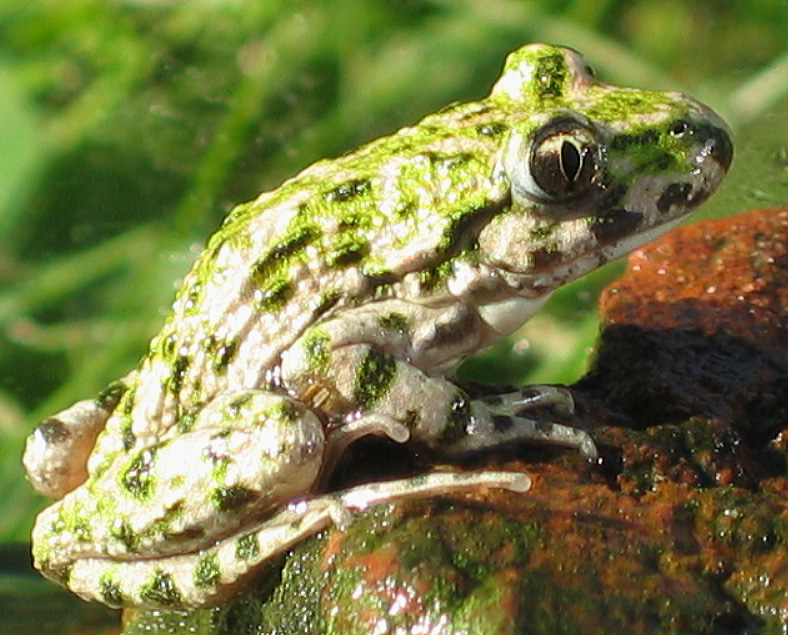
xmin=478 ymin=43 xmax=732 ymax=293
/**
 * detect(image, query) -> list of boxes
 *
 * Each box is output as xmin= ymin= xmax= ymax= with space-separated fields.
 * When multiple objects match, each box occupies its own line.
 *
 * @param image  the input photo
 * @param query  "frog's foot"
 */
xmin=24 ymin=376 xmax=132 ymax=499
xmin=479 ymin=384 xmax=575 ymax=417
xmin=24 ymin=399 xmax=115 ymax=498
xmin=461 ymin=386 xmax=597 ymax=460
xmin=62 ymin=470 xmax=528 ymax=609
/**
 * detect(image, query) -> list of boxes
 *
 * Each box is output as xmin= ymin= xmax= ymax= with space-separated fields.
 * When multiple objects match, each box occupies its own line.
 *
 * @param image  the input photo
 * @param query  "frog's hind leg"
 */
xmin=64 ymin=470 xmax=528 ymax=609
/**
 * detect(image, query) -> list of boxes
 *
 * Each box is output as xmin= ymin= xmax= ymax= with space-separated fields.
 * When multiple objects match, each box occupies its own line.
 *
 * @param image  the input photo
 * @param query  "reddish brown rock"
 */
xmin=125 ymin=210 xmax=788 ymax=635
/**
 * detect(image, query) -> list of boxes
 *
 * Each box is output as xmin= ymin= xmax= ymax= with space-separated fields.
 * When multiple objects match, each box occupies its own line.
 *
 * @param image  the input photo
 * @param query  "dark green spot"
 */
xmin=177 ymin=405 xmax=199 ymax=433
xmin=529 ymin=224 xmax=558 ymax=241
xmin=121 ymin=448 xmax=156 ymax=500
xmin=161 ymin=332 xmax=177 ymax=359
xmin=213 ymin=339 xmax=237 ymax=372
xmin=34 ymin=419 xmax=68 ymax=444
xmin=379 ymin=312 xmax=409 ymax=334
xmin=99 ymin=574 xmax=126 ymax=607
xmin=140 ymin=569 xmax=182 ymax=607
xmin=96 ymin=381 xmax=127 ymax=411
xmin=213 ymin=485 xmax=257 ymax=512
xmin=477 ymin=121 xmax=508 ymax=137
xmin=111 ymin=517 xmax=139 ymax=552
xmin=273 ymin=399 xmax=301 ymax=423
xmin=195 ymin=553 xmax=220 ymax=588
xmin=72 ymin=515 xmax=91 ymax=543
xmin=236 ymin=532 xmax=260 ymax=560
xmin=257 ymin=278 xmax=293 ymax=311
xmin=123 ymin=387 xmax=136 ymax=416
xmin=169 ymin=355 xmax=190 ymax=394
xmin=365 ymin=269 xmax=398 ymax=292
xmin=534 ymin=53 xmax=567 ymax=99
xmin=254 ymin=225 xmax=319 ymax=279
xmin=653 ymin=152 xmax=677 ymax=171
xmin=304 ymin=330 xmax=331 ymax=375
xmin=327 ymin=239 xmax=369 ymax=267
xmin=610 ymin=129 xmax=660 ymax=151
xmin=419 ymin=261 xmax=452 ymax=292
xmin=354 ymin=348 xmax=397 ymax=410
xmin=429 ymin=151 xmax=473 ymax=173
xmin=183 ymin=280 xmax=202 ymax=312
xmin=326 ymin=178 xmax=371 ymax=202
xmin=440 ymin=392 xmax=471 ymax=446
xmin=315 ymin=290 xmax=341 ymax=318
xmin=226 ymin=393 xmax=254 ymax=418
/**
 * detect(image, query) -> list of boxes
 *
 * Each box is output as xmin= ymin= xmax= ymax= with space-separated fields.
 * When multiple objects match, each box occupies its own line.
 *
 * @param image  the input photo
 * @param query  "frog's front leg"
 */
xmin=281 ymin=319 xmax=597 ymax=463
xmin=64 ymin=470 xmax=529 ymax=608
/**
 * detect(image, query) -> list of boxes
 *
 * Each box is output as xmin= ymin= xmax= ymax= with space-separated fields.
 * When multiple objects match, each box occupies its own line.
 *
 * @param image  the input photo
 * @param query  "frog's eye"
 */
xmin=527 ymin=120 xmax=600 ymax=202
xmin=669 ymin=120 xmax=690 ymax=137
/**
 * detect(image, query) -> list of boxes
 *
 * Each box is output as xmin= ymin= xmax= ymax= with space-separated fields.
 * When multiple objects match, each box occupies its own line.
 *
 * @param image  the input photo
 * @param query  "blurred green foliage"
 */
xmin=1 ymin=0 xmax=788 ymax=543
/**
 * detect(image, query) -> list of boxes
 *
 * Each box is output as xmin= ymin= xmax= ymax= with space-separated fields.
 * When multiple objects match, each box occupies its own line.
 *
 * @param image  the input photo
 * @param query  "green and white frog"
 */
xmin=23 ymin=43 xmax=732 ymax=609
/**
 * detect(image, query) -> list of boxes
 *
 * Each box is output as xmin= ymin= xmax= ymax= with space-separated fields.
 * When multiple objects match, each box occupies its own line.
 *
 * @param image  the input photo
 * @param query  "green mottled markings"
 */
xmin=71 ymin=512 xmax=92 ymax=544
xmin=236 ymin=532 xmax=259 ymax=561
xmin=194 ymin=554 xmax=220 ymax=588
xmin=140 ymin=569 xmax=182 ymax=607
xmin=24 ymin=43 xmax=731 ymax=610
xmin=121 ymin=448 xmax=156 ymax=500
xmin=354 ymin=347 xmax=397 ymax=410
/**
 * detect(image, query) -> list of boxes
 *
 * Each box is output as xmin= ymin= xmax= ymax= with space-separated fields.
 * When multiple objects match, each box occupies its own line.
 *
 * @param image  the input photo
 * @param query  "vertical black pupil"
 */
xmin=561 ymin=141 xmax=581 ymax=181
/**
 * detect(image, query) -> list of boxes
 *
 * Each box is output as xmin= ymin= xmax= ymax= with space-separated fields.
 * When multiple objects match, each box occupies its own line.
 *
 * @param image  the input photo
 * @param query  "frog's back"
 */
xmin=114 ymin=101 xmax=512 ymax=446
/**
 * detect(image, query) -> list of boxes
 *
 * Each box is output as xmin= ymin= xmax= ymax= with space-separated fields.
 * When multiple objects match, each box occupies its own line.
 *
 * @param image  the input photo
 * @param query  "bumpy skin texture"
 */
xmin=23 ymin=44 xmax=732 ymax=609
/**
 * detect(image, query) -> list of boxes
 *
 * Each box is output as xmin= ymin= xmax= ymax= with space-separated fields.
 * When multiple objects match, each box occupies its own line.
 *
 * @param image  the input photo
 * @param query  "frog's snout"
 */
xmin=702 ymin=122 xmax=734 ymax=173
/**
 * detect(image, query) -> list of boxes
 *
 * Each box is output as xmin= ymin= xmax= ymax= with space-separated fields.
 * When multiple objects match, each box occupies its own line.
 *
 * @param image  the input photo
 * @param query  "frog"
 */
xmin=23 ymin=43 xmax=732 ymax=610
